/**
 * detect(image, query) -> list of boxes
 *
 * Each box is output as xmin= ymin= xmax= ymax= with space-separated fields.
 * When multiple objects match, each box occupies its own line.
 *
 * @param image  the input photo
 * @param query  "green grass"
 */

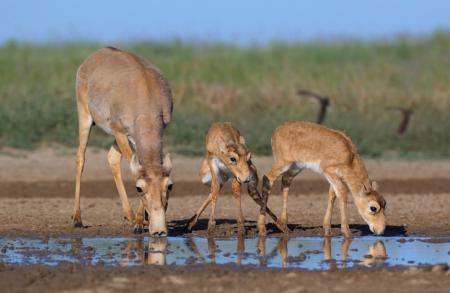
xmin=1 ymin=32 xmax=450 ymax=157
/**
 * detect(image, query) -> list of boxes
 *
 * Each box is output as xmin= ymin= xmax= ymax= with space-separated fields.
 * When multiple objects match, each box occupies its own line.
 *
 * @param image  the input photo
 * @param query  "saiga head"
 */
xmin=354 ymin=181 xmax=386 ymax=235
xmin=218 ymin=136 xmax=251 ymax=183
xmin=132 ymin=153 xmax=173 ymax=237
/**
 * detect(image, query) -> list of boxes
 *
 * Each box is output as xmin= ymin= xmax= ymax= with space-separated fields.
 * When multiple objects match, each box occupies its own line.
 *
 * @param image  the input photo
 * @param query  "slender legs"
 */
xmin=72 ymin=105 xmax=139 ymax=229
xmin=323 ymin=186 xmax=337 ymax=236
xmin=186 ymin=193 xmax=213 ymax=232
xmin=134 ymin=197 xmax=147 ymax=234
xmin=231 ymin=178 xmax=245 ymax=235
xmin=207 ymin=160 xmax=221 ymax=234
xmin=338 ymin=186 xmax=352 ymax=238
xmin=259 ymin=161 xmax=296 ymax=235
xmin=187 ymin=158 xmax=291 ymax=235
xmin=186 ymin=159 xmax=221 ymax=235
xmin=107 ymin=143 xmax=134 ymax=221
xmin=324 ymin=171 xmax=352 ymax=238
xmin=246 ymin=161 xmax=285 ymax=231
xmin=72 ymin=102 xmax=93 ymax=227
xmin=279 ymin=167 xmax=302 ymax=232
xmin=112 ymin=132 xmax=150 ymax=232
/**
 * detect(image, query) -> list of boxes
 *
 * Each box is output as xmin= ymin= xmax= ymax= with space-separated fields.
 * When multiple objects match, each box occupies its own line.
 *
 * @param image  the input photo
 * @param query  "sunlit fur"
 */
xmin=186 ymin=122 xmax=266 ymax=235
xmin=72 ymin=47 xmax=173 ymax=236
xmin=259 ymin=121 xmax=386 ymax=237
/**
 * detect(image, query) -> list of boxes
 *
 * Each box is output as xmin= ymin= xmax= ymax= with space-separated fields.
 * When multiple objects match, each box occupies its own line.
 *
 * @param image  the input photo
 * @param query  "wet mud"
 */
xmin=0 ymin=155 xmax=449 ymax=292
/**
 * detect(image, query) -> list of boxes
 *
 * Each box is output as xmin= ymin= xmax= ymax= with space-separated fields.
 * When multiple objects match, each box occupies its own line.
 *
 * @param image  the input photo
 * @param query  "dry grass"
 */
xmin=1 ymin=32 xmax=450 ymax=157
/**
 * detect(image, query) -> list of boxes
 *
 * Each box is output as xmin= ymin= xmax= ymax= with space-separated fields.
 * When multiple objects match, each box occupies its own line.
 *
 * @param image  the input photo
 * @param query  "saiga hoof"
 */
xmin=73 ymin=221 xmax=84 ymax=228
xmin=342 ymin=229 xmax=353 ymax=239
xmin=185 ymin=215 xmax=197 ymax=233
xmin=133 ymin=225 xmax=145 ymax=234
xmin=276 ymin=219 xmax=289 ymax=234
xmin=323 ymin=226 xmax=332 ymax=237
xmin=124 ymin=214 xmax=135 ymax=222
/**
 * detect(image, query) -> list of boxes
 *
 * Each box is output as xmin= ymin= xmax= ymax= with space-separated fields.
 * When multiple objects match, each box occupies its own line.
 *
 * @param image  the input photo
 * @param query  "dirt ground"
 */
xmin=0 ymin=148 xmax=449 ymax=292
xmin=1 ymin=264 xmax=449 ymax=293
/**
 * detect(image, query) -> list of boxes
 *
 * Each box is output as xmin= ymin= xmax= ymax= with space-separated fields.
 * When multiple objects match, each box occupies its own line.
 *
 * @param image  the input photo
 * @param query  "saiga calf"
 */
xmin=185 ymin=122 xmax=284 ymax=235
xmin=259 ymin=121 xmax=386 ymax=237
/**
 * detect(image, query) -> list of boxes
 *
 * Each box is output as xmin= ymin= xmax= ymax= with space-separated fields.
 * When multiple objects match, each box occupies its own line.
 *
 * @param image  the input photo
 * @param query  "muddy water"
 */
xmin=0 ymin=236 xmax=448 ymax=270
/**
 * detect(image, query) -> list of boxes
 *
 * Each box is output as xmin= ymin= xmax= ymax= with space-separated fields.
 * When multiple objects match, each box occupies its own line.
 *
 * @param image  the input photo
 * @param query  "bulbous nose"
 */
xmin=370 ymin=224 xmax=385 ymax=235
xmin=236 ymin=175 xmax=250 ymax=184
xmin=149 ymin=204 xmax=168 ymax=237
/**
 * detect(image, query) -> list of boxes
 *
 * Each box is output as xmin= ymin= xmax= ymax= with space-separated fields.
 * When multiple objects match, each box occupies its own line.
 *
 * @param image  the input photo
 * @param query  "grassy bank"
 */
xmin=0 ymin=32 xmax=449 ymax=157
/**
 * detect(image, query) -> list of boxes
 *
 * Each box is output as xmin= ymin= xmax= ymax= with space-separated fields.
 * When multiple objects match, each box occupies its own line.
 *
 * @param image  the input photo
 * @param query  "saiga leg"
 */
xmin=72 ymin=93 xmax=93 ymax=227
xmin=185 ymin=193 xmax=213 ymax=232
xmin=323 ymin=186 xmax=337 ymax=236
xmin=114 ymin=132 xmax=145 ymax=228
xmin=258 ymin=161 xmax=290 ymax=235
xmin=186 ymin=159 xmax=222 ymax=232
xmin=207 ymin=159 xmax=221 ymax=235
xmin=134 ymin=197 xmax=146 ymax=234
xmin=246 ymin=160 xmax=286 ymax=232
xmin=231 ymin=178 xmax=245 ymax=235
xmin=325 ymin=171 xmax=352 ymax=238
xmin=279 ymin=166 xmax=302 ymax=232
xmin=107 ymin=143 xmax=134 ymax=222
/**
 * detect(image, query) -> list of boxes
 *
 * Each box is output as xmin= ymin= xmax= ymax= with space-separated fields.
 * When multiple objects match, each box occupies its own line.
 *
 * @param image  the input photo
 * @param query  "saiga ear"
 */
xmin=239 ymin=135 xmax=246 ymax=145
xmin=130 ymin=154 xmax=143 ymax=177
xmin=371 ymin=181 xmax=379 ymax=191
xmin=218 ymin=140 xmax=227 ymax=154
xmin=362 ymin=182 xmax=372 ymax=194
xmin=163 ymin=153 xmax=172 ymax=172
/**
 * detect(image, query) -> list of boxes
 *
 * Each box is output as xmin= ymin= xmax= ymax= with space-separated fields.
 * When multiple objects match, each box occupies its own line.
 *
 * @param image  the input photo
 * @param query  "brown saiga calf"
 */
xmin=185 ymin=122 xmax=284 ymax=235
xmin=73 ymin=47 xmax=173 ymax=236
xmin=259 ymin=121 xmax=386 ymax=237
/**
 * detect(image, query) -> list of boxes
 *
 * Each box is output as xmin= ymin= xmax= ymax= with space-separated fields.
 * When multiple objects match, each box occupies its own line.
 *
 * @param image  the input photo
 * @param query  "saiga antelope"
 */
xmin=259 ymin=121 xmax=386 ymax=238
xmin=73 ymin=47 xmax=173 ymax=236
xmin=185 ymin=122 xmax=284 ymax=235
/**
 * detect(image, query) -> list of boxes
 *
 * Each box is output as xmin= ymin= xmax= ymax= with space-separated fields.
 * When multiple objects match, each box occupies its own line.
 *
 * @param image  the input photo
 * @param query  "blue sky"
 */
xmin=2 ymin=0 xmax=450 ymax=44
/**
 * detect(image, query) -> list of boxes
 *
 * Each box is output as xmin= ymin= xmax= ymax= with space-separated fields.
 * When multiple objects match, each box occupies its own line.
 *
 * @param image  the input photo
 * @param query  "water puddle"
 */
xmin=0 ymin=236 xmax=449 ymax=270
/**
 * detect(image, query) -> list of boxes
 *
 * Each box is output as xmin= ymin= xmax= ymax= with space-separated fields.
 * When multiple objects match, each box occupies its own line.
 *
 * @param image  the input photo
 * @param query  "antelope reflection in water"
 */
xmin=121 ymin=237 xmax=167 ymax=266
xmin=257 ymin=236 xmax=387 ymax=269
xmin=119 ymin=236 xmax=387 ymax=268
xmin=186 ymin=235 xmax=246 ymax=265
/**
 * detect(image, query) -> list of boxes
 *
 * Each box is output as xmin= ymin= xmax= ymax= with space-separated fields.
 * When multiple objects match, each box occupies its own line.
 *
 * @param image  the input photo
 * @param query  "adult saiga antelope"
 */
xmin=185 ymin=122 xmax=284 ymax=235
xmin=258 ymin=121 xmax=386 ymax=238
xmin=72 ymin=47 xmax=173 ymax=236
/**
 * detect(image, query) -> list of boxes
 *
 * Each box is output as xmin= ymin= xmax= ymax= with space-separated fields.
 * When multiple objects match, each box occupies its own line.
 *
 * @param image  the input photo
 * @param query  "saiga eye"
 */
xmin=368 ymin=202 xmax=380 ymax=214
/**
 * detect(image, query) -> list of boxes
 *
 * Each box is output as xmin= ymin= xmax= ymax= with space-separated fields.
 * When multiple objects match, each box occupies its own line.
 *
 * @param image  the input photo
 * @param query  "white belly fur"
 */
xmin=201 ymin=158 xmax=232 ymax=186
xmin=294 ymin=161 xmax=322 ymax=174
